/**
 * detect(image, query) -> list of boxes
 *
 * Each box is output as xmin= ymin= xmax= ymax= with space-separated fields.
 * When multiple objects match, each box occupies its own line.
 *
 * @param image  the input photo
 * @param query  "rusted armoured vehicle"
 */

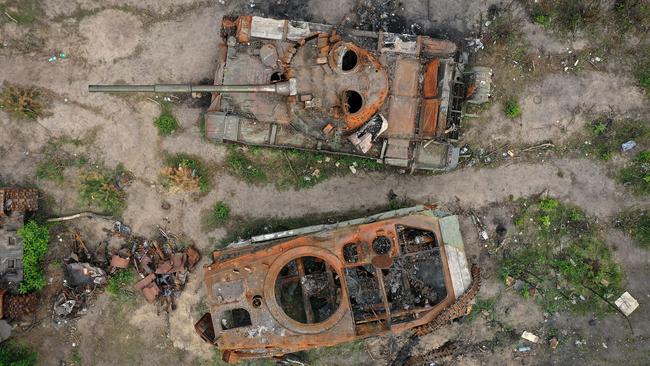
xmin=89 ymin=15 xmax=491 ymax=171
xmin=193 ymin=205 xmax=479 ymax=363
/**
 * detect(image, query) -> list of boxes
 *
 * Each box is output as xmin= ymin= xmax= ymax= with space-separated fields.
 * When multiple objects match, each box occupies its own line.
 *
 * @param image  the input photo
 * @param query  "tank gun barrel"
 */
xmin=88 ymin=79 xmax=296 ymax=96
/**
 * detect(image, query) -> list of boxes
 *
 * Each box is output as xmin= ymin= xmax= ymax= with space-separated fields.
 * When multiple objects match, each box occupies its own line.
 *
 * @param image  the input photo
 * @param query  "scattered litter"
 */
xmin=549 ymin=337 xmax=559 ymax=349
xmin=615 ymin=291 xmax=639 ymax=316
xmin=621 ymin=140 xmax=637 ymax=152
xmin=575 ymin=340 xmax=586 ymax=346
xmin=521 ymin=331 xmax=540 ymax=343
xmin=517 ymin=345 xmax=532 ymax=352
xmin=349 ymin=165 xmax=357 ymax=174
xmin=602 ymin=342 xmax=608 ymax=349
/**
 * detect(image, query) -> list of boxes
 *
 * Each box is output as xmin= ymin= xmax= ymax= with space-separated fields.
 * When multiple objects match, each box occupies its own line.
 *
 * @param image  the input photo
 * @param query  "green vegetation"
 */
xmin=521 ymin=0 xmax=601 ymax=35
xmin=614 ymin=0 xmax=650 ymax=33
xmin=580 ymin=119 xmax=648 ymax=161
xmin=503 ymin=99 xmax=522 ymax=119
xmin=0 ymin=341 xmax=38 ymax=366
xmin=619 ymin=150 xmax=650 ymax=195
xmin=297 ymin=340 xmax=369 ymax=366
xmin=71 ymin=349 xmax=81 ymax=365
xmin=17 ymin=221 xmax=50 ymax=294
xmin=162 ymin=154 xmax=211 ymax=193
xmin=616 ymin=210 xmax=650 ymax=249
xmin=225 ymin=146 xmax=384 ymax=189
xmin=0 ymin=84 xmax=46 ymax=120
xmin=106 ymin=269 xmax=136 ymax=302
xmin=154 ymin=103 xmax=180 ymax=136
xmin=79 ymin=166 xmax=128 ymax=215
xmin=467 ymin=297 xmax=497 ymax=322
xmin=0 ymin=0 xmax=43 ymax=24
xmin=501 ymin=197 xmax=623 ymax=315
xmin=203 ymin=201 xmax=231 ymax=229
xmin=36 ymin=136 xmax=90 ymax=183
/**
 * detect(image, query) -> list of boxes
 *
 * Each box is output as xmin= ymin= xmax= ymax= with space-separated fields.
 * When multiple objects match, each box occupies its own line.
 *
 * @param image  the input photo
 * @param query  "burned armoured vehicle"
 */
xmin=193 ymin=205 xmax=479 ymax=363
xmin=90 ymin=15 xmax=491 ymax=171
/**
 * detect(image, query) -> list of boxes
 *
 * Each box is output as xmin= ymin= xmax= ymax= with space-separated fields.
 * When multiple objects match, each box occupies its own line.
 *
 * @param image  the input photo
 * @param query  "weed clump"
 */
xmin=0 ymin=340 xmax=38 ymax=365
xmin=503 ymin=99 xmax=522 ymax=119
xmin=36 ymin=136 xmax=89 ymax=183
xmin=17 ymin=221 xmax=50 ymax=294
xmin=162 ymin=154 xmax=211 ymax=193
xmin=203 ymin=201 xmax=231 ymax=229
xmin=635 ymin=48 xmax=650 ymax=95
xmin=501 ymin=197 xmax=623 ymax=315
xmin=226 ymin=147 xmax=267 ymax=184
xmin=619 ymin=150 xmax=650 ymax=195
xmin=0 ymin=84 xmax=46 ymax=120
xmin=154 ymin=104 xmax=180 ymax=136
xmin=615 ymin=210 xmax=650 ymax=249
xmin=79 ymin=168 xmax=128 ymax=216
xmin=581 ymin=118 xmax=649 ymax=161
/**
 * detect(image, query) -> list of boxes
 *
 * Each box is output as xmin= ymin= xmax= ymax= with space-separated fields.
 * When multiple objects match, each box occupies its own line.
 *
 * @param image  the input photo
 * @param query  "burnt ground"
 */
xmin=1 ymin=0 xmax=649 ymax=365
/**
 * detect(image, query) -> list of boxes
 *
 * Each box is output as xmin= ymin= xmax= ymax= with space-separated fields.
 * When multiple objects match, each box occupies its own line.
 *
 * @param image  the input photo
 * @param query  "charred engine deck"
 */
xmin=204 ymin=15 xmax=488 ymax=172
xmin=194 ymin=206 xmax=474 ymax=363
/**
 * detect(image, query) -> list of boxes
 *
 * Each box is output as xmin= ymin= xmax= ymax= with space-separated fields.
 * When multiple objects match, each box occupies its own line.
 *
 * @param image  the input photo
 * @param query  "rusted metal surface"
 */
xmin=195 ymin=207 xmax=475 ymax=363
xmin=1 ymin=188 xmax=38 ymax=213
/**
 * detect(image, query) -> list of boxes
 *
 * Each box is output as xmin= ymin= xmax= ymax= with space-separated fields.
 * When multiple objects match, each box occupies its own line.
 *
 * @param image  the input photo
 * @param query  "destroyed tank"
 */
xmin=89 ymin=15 xmax=491 ymax=171
xmin=193 ymin=205 xmax=479 ymax=363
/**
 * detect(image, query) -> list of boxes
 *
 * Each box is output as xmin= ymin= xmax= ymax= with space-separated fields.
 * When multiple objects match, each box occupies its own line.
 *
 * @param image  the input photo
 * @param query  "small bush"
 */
xmin=0 ymin=341 xmax=38 ymax=366
xmin=619 ymin=151 xmax=650 ymax=194
xmin=503 ymin=99 xmax=522 ymax=118
xmin=616 ymin=210 xmax=650 ymax=249
xmin=162 ymin=154 xmax=211 ymax=193
xmin=534 ymin=14 xmax=551 ymax=27
xmin=106 ymin=269 xmax=136 ymax=302
xmin=154 ymin=108 xmax=180 ymax=136
xmin=0 ymin=84 xmax=46 ymax=120
xmin=79 ymin=170 xmax=126 ymax=215
xmin=212 ymin=201 xmax=230 ymax=224
xmin=17 ymin=221 xmax=50 ymax=294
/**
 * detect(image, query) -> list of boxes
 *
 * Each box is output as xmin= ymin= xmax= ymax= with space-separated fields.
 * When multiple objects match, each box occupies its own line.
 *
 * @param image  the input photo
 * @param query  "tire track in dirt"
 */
xmin=217 ymin=158 xmax=644 ymax=220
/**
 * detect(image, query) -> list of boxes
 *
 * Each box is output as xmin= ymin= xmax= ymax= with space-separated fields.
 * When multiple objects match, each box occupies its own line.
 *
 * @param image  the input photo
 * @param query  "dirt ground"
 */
xmin=1 ymin=0 xmax=649 ymax=365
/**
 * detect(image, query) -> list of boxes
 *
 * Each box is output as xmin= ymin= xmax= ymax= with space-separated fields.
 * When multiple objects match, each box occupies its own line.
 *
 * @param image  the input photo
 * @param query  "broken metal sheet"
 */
xmin=65 ymin=263 xmax=107 ymax=287
xmin=250 ymin=16 xmax=285 ymax=40
xmin=110 ymin=255 xmax=130 ymax=269
xmin=438 ymin=215 xmax=472 ymax=299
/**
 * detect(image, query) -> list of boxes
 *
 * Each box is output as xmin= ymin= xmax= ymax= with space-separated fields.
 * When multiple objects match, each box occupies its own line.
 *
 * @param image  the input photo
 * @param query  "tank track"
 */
xmin=404 ymin=341 xmax=459 ymax=366
xmin=391 ymin=265 xmax=481 ymax=366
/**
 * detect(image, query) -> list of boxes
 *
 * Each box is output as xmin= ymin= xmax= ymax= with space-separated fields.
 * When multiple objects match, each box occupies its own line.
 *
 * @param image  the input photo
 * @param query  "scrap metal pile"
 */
xmin=53 ymin=223 xmax=200 ymax=323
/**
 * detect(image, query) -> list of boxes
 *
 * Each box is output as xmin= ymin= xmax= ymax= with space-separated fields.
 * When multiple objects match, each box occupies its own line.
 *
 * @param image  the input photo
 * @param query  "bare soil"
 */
xmin=1 ymin=0 xmax=649 ymax=365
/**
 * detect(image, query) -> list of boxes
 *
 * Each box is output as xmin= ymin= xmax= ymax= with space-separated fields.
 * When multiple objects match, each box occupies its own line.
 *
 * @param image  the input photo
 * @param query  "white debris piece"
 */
xmin=521 ymin=331 xmax=540 ymax=343
xmin=615 ymin=292 xmax=639 ymax=316
xmin=349 ymin=165 xmax=357 ymax=174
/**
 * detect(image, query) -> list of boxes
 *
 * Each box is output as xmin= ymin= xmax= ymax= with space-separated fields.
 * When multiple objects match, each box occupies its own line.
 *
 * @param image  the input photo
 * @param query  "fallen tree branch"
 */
xmin=46 ymin=212 xmax=112 ymax=223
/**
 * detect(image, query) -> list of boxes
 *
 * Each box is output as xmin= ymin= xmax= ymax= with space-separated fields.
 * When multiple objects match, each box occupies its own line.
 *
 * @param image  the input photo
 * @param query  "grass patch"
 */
xmin=17 ymin=221 xmax=50 ymax=294
xmin=580 ymin=118 xmax=649 ymax=161
xmin=0 ymin=83 xmax=46 ymax=120
xmin=203 ymin=201 xmax=231 ymax=229
xmin=106 ymin=269 xmax=136 ymax=303
xmin=296 ymin=340 xmax=369 ymax=366
xmin=154 ymin=103 xmax=180 ymax=136
xmin=36 ymin=136 xmax=91 ymax=183
xmin=501 ymin=197 xmax=623 ymax=315
xmin=635 ymin=48 xmax=650 ymax=95
xmin=79 ymin=166 xmax=129 ymax=216
xmin=225 ymin=146 xmax=384 ymax=189
xmin=0 ymin=0 xmax=43 ymax=24
xmin=614 ymin=0 xmax=650 ymax=33
xmin=619 ymin=150 xmax=650 ymax=195
xmin=520 ymin=0 xmax=602 ymax=35
xmin=503 ymin=99 xmax=522 ymax=119
xmin=615 ymin=210 xmax=650 ymax=249
xmin=0 ymin=340 xmax=38 ymax=366
xmin=162 ymin=154 xmax=211 ymax=193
